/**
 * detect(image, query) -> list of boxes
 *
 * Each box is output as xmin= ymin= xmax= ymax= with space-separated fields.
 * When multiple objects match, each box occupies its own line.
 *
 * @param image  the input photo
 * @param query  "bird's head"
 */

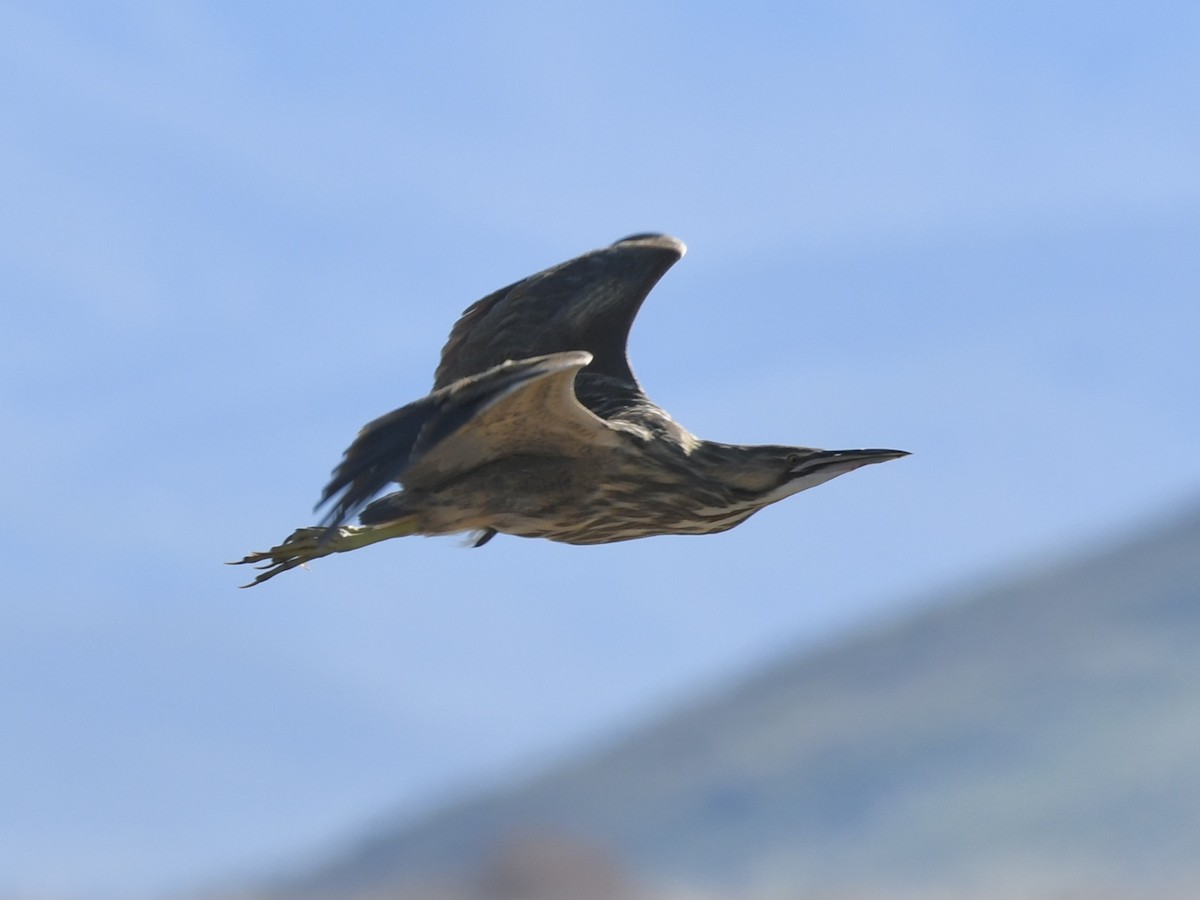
xmin=714 ymin=444 xmax=910 ymax=507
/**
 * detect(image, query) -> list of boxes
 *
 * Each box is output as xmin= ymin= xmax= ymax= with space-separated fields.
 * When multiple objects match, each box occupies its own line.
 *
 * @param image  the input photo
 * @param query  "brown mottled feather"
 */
xmin=317 ymin=353 xmax=611 ymax=531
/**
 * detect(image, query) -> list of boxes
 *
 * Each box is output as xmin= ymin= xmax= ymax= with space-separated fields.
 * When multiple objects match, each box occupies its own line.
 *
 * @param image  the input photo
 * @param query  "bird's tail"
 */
xmin=229 ymin=515 xmax=420 ymax=587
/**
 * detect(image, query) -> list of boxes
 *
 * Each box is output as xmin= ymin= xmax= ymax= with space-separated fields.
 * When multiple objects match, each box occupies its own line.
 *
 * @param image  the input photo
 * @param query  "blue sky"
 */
xmin=3 ymin=2 xmax=1199 ymax=897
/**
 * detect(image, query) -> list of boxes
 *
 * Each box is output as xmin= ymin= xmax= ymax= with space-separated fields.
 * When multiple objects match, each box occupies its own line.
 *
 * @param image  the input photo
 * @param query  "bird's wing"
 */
xmin=434 ymin=234 xmax=686 ymax=391
xmin=318 ymin=351 xmax=620 ymax=530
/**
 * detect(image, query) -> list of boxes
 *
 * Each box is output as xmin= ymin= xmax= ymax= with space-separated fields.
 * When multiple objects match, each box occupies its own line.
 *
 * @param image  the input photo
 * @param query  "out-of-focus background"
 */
xmin=3 ymin=3 xmax=1198 ymax=899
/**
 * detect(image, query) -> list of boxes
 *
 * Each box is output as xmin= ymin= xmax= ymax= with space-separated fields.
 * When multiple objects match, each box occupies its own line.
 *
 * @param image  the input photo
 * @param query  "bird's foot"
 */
xmin=230 ymin=526 xmax=332 ymax=587
xmin=229 ymin=518 xmax=417 ymax=587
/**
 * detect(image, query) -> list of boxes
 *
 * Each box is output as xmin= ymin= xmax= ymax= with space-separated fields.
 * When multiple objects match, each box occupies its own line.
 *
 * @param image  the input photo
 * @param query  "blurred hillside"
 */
xmin=221 ymin=502 xmax=1200 ymax=899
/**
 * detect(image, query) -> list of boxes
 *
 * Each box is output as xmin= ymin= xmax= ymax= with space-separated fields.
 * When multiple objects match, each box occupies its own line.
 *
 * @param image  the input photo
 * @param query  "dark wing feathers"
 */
xmin=317 ymin=353 xmax=601 ymax=531
xmin=433 ymin=234 xmax=685 ymax=390
xmin=316 ymin=384 xmax=495 ymax=530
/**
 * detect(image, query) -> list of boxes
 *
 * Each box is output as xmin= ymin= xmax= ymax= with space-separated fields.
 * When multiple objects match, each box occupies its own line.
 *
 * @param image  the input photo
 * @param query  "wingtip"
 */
xmin=612 ymin=233 xmax=687 ymax=258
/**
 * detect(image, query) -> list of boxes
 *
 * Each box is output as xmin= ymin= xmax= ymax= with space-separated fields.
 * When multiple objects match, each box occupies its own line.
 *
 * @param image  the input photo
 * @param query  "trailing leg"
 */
xmin=230 ymin=516 xmax=419 ymax=587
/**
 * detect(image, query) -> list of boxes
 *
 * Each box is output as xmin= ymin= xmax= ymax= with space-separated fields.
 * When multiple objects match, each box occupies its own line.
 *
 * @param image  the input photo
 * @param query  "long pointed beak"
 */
xmin=794 ymin=448 xmax=910 ymax=476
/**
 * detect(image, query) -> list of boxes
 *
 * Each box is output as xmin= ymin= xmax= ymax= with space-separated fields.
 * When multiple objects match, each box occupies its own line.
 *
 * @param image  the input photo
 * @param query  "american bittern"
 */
xmin=233 ymin=234 xmax=906 ymax=586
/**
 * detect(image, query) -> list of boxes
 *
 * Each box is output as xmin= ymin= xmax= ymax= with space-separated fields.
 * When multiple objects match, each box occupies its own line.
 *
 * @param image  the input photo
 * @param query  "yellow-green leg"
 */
xmin=230 ymin=518 xmax=419 ymax=587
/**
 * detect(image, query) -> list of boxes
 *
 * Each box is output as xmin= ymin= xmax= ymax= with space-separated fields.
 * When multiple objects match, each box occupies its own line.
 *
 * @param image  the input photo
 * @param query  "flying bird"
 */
xmin=233 ymin=234 xmax=906 ymax=586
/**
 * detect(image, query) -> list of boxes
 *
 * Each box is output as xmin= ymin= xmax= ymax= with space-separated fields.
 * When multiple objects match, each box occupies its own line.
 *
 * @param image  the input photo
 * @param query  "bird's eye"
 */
xmin=786 ymin=452 xmax=803 ymax=467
